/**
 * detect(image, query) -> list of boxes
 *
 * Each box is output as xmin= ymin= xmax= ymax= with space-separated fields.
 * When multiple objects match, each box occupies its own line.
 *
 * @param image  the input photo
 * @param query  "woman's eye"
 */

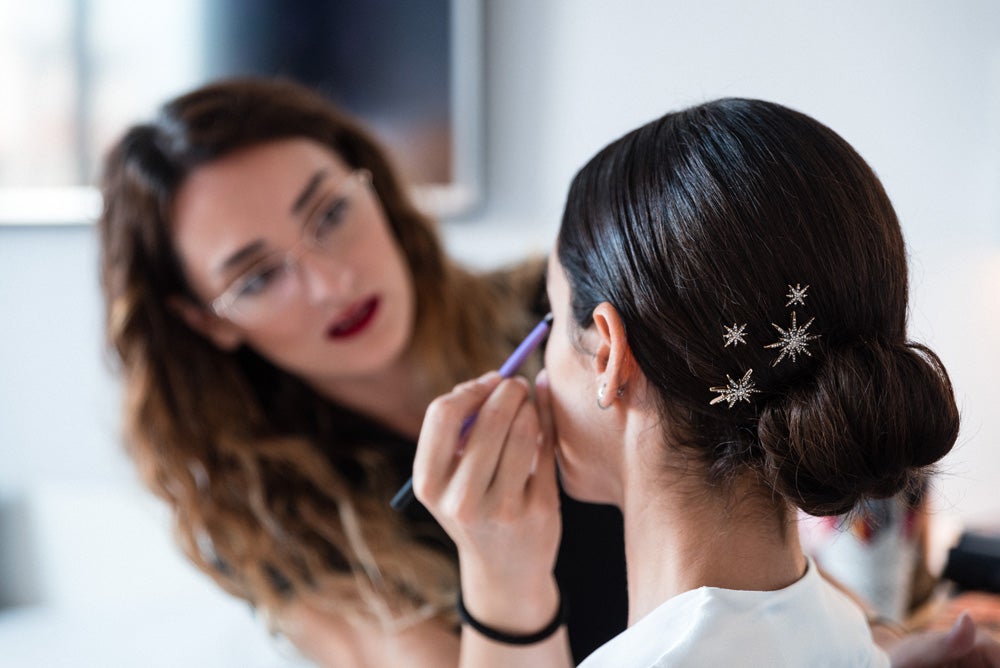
xmin=235 ymin=262 xmax=286 ymax=299
xmin=312 ymin=197 xmax=348 ymax=241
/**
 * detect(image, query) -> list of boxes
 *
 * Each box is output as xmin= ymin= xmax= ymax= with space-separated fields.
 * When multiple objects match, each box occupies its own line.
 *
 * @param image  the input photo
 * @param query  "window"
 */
xmin=0 ymin=0 xmax=482 ymax=224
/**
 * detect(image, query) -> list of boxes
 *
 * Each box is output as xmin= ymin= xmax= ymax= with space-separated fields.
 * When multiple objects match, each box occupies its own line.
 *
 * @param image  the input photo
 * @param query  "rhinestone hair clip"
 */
xmin=709 ymin=369 xmax=760 ymax=408
xmin=708 ymin=283 xmax=820 ymax=408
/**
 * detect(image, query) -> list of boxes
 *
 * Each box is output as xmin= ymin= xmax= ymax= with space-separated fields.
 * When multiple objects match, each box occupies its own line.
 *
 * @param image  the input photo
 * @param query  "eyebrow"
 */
xmin=216 ymin=168 xmax=330 ymax=277
xmin=218 ymin=239 xmax=268 ymax=275
xmin=291 ymin=169 xmax=328 ymax=215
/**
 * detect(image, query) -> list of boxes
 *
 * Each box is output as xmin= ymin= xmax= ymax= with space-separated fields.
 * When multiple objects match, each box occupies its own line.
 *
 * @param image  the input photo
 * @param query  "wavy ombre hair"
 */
xmin=98 ymin=77 xmax=540 ymax=626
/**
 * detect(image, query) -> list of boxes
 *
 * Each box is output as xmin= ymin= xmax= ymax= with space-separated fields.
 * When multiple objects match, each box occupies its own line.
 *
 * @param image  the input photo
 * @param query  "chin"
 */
xmin=352 ymin=310 xmax=412 ymax=374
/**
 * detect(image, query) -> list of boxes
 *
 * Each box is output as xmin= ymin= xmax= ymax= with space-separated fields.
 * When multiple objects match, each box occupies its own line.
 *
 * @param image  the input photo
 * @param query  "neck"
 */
xmin=309 ymin=352 xmax=430 ymax=440
xmin=620 ymin=439 xmax=806 ymax=624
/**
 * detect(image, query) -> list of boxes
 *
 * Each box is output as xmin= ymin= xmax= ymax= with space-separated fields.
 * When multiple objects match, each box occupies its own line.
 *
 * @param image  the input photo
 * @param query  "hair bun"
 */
xmin=756 ymin=339 xmax=959 ymax=516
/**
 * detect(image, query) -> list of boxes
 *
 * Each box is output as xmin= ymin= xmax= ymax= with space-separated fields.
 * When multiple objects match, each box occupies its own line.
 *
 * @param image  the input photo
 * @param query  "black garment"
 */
xmin=555 ymin=491 xmax=627 ymax=662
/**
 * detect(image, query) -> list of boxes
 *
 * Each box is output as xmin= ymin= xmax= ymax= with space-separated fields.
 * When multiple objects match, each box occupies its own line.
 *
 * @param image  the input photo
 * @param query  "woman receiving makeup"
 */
xmin=413 ymin=98 xmax=1000 ymax=666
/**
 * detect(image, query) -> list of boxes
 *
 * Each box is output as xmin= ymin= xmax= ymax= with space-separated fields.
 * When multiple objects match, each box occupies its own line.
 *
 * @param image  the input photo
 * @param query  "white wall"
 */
xmin=0 ymin=1 xmax=997 ymax=661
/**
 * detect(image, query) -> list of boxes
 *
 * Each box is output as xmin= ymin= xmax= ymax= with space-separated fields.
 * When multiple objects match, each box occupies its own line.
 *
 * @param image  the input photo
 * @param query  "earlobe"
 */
xmin=591 ymin=302 xmax=633 ymax=398
xmin=167 ymin=295 xmax=244 ymax=351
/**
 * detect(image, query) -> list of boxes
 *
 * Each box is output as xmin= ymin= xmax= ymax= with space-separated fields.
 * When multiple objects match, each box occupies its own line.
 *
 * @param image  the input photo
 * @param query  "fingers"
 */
xmin=960 ymin=610 xmax=1000 ymax=666
xmin=412 ymin=372 xmax=502 ymax=505
xmin=488 ymin=391 xmax=542 ymax=502
xmin=451 ymin=376 xmax=534 ymax=502
xmin=414 ymin=372 xmax=540 ymax=506
xmin=945 ymin=612 xmax=978 ymax=657
xmin=887 ymin=611 xmax=981 ymax=667
xmin=413 ymin=370 xmax=563 ymax=616
xmin=413 ymin=368 xmax=559 ymax=536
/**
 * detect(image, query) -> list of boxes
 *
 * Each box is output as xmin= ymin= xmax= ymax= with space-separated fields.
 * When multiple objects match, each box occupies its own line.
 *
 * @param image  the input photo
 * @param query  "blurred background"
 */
xmin=1 ymin=0 xmax=998 ymax=665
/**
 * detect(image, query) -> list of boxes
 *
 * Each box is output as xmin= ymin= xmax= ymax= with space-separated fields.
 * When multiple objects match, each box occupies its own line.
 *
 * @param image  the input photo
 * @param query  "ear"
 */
xmin=591 ymin=302 xmax=636 ymax=402
xmin=167 ymin=295 xmax=244 ymax=351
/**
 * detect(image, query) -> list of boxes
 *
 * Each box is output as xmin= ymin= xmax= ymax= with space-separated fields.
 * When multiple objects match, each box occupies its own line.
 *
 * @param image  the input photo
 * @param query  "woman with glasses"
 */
xmin=98 ymin=76 xmax=626 ymax=666
xmin=100 ymin=78 xmax=998 ymax=667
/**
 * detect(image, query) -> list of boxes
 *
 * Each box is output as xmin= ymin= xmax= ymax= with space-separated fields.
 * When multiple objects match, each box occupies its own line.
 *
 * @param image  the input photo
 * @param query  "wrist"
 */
xmin=457 ymin=587 xmax=566 ymax=645
xmin=459 ymin=572 xmax=561 ymax=632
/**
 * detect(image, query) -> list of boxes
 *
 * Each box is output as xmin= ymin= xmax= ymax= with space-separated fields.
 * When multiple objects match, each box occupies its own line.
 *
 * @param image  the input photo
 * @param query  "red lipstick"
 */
xmin=327 ymin=297 xmax=378 ymax=339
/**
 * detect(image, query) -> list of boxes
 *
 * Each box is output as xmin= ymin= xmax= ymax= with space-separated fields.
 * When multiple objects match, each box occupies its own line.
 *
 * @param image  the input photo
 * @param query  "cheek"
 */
xmin=240 ymin=303 xmax=313 ymax=355
xmin=549 ymin=378 xmax=610 ymax=502
xmin=381 ymin=239 xmax=417 ymax=339
xmin=544 ymin=343 xmax=595 ymax=464
xmin=542 ymin=336 xmax=622 ymax=503
xmin=368 ymin=224 xmax=413 ymax=296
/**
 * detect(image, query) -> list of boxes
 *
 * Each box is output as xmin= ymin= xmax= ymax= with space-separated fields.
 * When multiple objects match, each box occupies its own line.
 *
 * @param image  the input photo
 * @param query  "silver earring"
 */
xmin=596 ymin=384 xmax=611 ymax=410
xmin=597 ymin=384 xmax=625 ymax=410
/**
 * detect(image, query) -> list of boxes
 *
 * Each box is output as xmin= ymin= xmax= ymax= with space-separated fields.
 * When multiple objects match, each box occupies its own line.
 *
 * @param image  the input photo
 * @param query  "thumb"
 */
xmin=888 ymin=612 xmax=976 ymax=667
xmin=941 ymin=612 xmax=978 ymax=657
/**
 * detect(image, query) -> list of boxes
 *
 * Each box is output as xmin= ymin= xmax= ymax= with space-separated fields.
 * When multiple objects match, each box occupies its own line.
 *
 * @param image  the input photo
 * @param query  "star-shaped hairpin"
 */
xmin=709 ymin=369 xmax=760 ymax=408
xmin=764 ymin=311 xmax=820 ymax=366
xmin=722 ymin=323 xmax=748 ymax=347
xmin=785 ymin=283 xmax=810 ymax=307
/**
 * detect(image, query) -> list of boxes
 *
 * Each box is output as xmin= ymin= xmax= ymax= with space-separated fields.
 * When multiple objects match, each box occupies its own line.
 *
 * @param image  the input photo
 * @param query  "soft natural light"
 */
xmin=0 ymin=187 xmax=101 ymax=224
xmin=0 ymin=0 xmax=202 ymax=223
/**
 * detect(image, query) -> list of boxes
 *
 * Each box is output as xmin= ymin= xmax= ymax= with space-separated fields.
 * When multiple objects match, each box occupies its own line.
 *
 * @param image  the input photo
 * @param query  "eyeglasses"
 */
xmin=210 ymin=169 xmax=373 ymax=325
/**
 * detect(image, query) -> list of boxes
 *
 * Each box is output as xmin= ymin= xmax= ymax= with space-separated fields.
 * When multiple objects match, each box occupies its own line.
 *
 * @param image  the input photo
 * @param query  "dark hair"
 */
xmin=557 ymin=98 xmax=959 ymax=516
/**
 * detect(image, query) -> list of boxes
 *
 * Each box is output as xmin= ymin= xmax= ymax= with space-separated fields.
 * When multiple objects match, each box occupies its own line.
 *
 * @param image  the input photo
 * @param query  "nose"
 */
xmin=298 ymin=251 xmax=356 ymax=303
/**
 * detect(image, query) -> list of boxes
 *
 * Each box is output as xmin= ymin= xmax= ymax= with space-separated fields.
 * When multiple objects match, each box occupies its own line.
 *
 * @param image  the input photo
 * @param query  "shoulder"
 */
xmin=685 ymin=565 xmax=889 ymax=667
xmin=581 ymin=565 xmax=890 ymax=668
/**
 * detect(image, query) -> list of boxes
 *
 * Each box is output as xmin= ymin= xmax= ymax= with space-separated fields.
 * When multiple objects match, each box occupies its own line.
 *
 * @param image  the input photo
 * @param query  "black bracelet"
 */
xmin=456 ymin=590 xmax=566 ymax=645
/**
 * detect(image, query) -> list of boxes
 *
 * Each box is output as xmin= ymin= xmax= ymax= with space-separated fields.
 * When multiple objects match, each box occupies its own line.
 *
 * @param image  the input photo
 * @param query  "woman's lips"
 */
xmin=327 ymin=297 xmax=379 ymax=339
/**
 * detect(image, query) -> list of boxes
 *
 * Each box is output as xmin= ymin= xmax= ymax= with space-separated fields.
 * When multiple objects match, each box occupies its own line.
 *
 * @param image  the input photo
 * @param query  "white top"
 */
xmin=579 ymin=558 xmax=890 ymax=668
